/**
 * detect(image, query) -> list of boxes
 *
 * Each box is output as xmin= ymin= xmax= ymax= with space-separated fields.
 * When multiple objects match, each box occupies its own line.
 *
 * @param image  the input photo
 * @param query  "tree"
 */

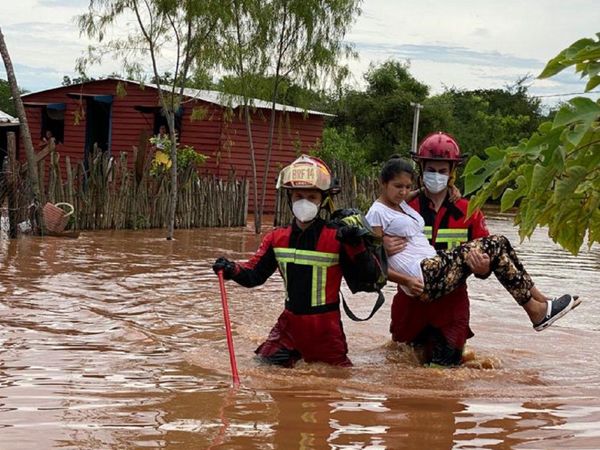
xmin=221 ymin=0 xmax=360 ymax=233
xmin=313 ymin=126 xmax=371 ymax=176
xmin=463 ymin=33 xmax=600 ymax=255
xmin=0 ymin=78 xmax=24 ymax=116
xmin=78 ymin=0 xmax=222 ymax=239
xmin=329 ymin=60 xmax=430 ymax=162
xmin=0 ymin=28 xmax=44 ymax=232
xmin=421 ymin=80 xmax=544 ymax=161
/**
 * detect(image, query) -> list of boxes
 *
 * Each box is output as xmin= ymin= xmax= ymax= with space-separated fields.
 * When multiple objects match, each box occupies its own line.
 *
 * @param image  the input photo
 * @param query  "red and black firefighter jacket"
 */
xmin=391 ymin=194 xmax=489 ymax=348
xmin=231 ymin=218 xmax=383 ymax=315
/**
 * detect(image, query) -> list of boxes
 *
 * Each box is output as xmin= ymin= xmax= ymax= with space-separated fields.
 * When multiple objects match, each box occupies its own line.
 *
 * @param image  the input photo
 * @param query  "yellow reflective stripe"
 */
xmin=434 ymin=228 xmax=468 ymax=249
xmin=312 ymin=266 xmax=327 ymax=307
xmin=279 ymin=262 xmax=288 ymax=287
xmin=423 ymin=226 xmax=432 ymax=239
xmin=436 ymin=228 xmax=468 ymax=240
xmin=274 ymin=247 xmax=337 ymax=308
xmin=273 ymin=248 xmax=339 ymax=267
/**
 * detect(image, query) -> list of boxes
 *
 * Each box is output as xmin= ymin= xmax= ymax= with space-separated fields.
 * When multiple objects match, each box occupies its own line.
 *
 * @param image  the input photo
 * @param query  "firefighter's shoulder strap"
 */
xmin=330 ymin=208 xmax=388 ymax=322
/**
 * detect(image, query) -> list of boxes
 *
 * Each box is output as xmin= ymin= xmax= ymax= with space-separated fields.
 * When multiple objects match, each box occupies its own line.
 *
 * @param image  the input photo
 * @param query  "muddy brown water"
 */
xmin=0 ymin=212 xmax=598 ymax=449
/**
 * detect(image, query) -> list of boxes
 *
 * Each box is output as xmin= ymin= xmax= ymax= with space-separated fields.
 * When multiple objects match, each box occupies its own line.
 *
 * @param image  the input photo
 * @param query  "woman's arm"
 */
xmin=372 ymin=225 xmax=424 ymax=296
xmin=387 ymin=267 xmax=424 ymax=297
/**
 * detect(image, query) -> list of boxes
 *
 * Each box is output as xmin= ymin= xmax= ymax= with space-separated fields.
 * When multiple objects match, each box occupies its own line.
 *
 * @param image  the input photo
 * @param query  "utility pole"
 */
xmin=410 ymin=102 xmax=423 ymax=154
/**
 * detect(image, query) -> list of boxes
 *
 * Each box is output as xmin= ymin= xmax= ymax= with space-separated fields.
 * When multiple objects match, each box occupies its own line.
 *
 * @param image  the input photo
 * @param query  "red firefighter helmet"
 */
xmin=414 ymin=132 xmax=464 ymax=163
xmin=276 ymin=155 xmax=340 ymax=194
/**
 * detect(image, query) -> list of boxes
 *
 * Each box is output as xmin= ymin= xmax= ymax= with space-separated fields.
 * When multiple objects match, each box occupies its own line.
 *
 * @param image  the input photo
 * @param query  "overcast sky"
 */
xmin=1 ymin=0 xmax=599 ymax=105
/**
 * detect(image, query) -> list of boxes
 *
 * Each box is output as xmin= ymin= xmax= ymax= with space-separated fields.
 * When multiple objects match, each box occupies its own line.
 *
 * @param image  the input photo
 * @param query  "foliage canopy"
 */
xmin=0 ymin=78 xmax=27 ymax=116
xmin=464 ymin=33 xmax=600 ymax=254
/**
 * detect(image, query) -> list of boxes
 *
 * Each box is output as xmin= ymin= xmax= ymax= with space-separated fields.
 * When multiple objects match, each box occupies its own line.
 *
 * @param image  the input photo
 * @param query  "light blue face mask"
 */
xmin=292 ymin=199 xmax=319 ymax=222
xmin=423 ymin=172 xmax=449 ymax=194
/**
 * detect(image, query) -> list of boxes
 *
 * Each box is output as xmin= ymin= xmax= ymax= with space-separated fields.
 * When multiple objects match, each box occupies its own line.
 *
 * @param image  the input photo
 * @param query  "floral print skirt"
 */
xmin=419 ymin=235 xmax=534 ymax=305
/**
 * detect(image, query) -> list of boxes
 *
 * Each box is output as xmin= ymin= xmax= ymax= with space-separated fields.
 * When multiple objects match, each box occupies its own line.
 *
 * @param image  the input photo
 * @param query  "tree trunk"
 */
xmin=7 ymin=132 xmax=18 ymax=238
xmin=166 ymin=111 xmax=178 ymax=240
xmin=244 ymin=105 xmax=260 ymax=233
xmin=0 ymin=27 xmax=45 ymax=233
xmin=259 ymin=94 xmax=279 ymax=224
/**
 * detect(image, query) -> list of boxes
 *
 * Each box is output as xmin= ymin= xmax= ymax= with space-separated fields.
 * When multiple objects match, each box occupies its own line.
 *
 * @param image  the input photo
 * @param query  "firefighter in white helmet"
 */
xmin=213 ymin=155 xmax=386 ymax=367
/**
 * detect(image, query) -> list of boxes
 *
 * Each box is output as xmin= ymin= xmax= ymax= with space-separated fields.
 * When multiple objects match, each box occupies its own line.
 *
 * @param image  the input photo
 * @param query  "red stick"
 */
xmin=217 ymin=270 xmax=240 ymax=386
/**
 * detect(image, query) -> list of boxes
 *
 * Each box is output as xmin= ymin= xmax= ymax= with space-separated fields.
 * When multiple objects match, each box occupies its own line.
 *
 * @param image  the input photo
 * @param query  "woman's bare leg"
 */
xmin=530 ymin=286 xmax=549 ymax=303
xmin=522 ymin=293 xmax=550 ymax=325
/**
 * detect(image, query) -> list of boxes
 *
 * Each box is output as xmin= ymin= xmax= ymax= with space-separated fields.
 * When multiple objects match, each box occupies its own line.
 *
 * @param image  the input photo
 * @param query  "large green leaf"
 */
xmin=463 ymin=157 xmax=504 ymax=195
xmin=564 ymin=123 xmax=589 ymax=147
xmin=553 ymin=97 xmax=600 ymax=129
xmin=529 ymin=163 xmax=556 ymax=195
xmin=552 ymin=165 xmax=588 ymax=203
xmin=589 ymin=209 xmax=600 ymax=247
xmin=585 ymin=61 xmax=600 ymax=78
xmin=585 ymin=75 xmax=600 ymax=92
xmin=539 ymin=38 xmax=596 ymax=78
xmin=462 ymin=154 xmax=485 ymax=176
xmin=500 ymin=174 xmax=528 ymax=211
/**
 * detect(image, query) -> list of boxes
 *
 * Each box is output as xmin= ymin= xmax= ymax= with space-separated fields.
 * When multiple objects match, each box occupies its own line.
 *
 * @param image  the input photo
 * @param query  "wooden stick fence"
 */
xmin=2 ymin=137 xmax=248 ymax=234
xmin=66 ymin=149 xmax=248 ymax=230
xmin=1 ymin=133 xmax=36 ymax=235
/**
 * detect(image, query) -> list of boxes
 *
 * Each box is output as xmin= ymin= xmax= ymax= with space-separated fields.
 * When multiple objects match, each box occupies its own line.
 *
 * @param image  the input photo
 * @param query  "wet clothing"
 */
xmin=254 ymin=309 xmax=350 ymax=367
xmin=229 ymin=218 xmax=383 ymax=367
xmin=366 ymin=201 xmax=436 ymax=284
xmin=419 ymin=234 xmax=534 ymax=305
xmin=366 ymin=202 xmax=532 ymax=303
xmin=375 ymin=194 xmax=488 ymax=355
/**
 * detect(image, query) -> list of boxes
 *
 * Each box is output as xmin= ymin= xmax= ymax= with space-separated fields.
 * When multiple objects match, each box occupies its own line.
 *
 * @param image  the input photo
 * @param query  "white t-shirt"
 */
xmin=366 ymin=201 xmax=436 ymax=290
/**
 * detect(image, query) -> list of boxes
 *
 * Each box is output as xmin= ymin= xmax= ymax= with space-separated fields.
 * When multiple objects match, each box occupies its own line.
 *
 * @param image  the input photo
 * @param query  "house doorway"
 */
xmin=85 ymin=96 xmax=112 ymax=156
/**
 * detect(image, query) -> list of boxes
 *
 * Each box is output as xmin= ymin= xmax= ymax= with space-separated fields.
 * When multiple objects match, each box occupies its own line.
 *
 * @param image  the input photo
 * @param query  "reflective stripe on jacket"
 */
xmin=273 ymin=247 xmax=339 ymax=307
xmin=232 ymin=218 xmax=378 ymax=315
xmin=423 ymin=226 xmax=469 ymax=249
xmin=416 ymin=195 xmax=489 ymax=250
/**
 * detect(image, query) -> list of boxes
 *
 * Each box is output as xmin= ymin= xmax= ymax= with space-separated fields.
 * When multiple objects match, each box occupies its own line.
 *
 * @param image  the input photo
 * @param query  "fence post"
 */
xmin=6 ymin=132 xmax=17 ymax=238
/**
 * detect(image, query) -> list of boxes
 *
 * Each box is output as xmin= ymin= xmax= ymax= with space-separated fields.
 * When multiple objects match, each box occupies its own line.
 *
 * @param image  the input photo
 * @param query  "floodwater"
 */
xmin=0 ymin=212 xmax=598 ymax=450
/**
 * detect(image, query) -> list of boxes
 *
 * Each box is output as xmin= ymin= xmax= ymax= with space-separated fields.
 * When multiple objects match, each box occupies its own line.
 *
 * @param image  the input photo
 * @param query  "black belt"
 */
xmin=284 ymin=301 xmax=340 ymax=315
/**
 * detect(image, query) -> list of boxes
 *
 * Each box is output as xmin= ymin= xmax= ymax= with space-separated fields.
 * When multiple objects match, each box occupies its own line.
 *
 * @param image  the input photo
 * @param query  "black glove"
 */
xmin=212 ymin=257 xmax=237 ymax=279
xmin=336 ymin=225 xmax=365 ymax=246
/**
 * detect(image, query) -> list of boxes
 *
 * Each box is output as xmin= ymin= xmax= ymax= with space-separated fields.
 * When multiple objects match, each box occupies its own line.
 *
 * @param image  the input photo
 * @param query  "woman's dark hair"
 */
xmin=380 ymin=156 xmax=415 ymax=183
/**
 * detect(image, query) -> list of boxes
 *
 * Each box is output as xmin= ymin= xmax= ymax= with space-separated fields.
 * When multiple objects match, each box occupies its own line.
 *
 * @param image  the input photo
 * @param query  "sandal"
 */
xmin=533 ymin=294 xmax=577 ymax=332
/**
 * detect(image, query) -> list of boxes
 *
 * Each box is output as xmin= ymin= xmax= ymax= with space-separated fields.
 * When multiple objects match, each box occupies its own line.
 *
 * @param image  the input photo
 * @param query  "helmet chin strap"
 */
xmin=321 ymin=195 xmax=335 ymax=215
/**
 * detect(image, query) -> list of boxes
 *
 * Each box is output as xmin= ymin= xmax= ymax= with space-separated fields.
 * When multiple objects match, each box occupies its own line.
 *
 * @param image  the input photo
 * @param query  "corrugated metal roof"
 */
xmin=0 ymin=110 xmax=19 ymax=126
xmin=179 ymin=87 xmax=334 ymax=117
xmin=21 ymin=77 xmax=334 ymax=117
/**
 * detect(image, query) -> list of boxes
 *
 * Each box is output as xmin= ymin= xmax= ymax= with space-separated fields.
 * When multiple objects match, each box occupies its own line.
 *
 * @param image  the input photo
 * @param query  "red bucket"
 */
xmin=43 ymin=202 xmax=74 ymax=233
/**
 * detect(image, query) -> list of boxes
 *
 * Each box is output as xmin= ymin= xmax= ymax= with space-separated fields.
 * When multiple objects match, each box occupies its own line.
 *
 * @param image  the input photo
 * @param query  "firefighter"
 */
xmin=212 ymin=155 xmax=385 ymax=367
xmin=384 ymin=132 xmax=490 ymax=366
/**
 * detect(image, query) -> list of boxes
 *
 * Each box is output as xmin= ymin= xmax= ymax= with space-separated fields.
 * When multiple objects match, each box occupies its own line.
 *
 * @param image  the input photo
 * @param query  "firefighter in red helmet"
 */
xmin=213 ymin=155 xmax=385 ymax=367
xmin=384 ymin=132 xmax=490 ymax=366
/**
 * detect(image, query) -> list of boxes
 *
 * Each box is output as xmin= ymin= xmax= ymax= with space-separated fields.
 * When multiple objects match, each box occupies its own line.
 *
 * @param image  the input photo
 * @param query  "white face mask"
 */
xmin=292 ymin=199 xmax=320 ymax=223
xmin=423 ymin=172 xmax=449 ymax=194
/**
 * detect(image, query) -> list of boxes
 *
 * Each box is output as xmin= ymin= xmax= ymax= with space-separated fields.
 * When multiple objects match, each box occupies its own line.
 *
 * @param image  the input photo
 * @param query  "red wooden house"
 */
xmin=19 ymin=78 xmax=331 ymax=213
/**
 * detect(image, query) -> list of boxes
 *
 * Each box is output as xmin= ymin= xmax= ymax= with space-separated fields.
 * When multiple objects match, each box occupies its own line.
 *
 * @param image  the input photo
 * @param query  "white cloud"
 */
xmin=0 ymin=0 xmax=598 ymax=105
xmin=37 ymin=0 xmax=89 ymax=6
xmin=344 ymin=0 xmax=600 ymax=103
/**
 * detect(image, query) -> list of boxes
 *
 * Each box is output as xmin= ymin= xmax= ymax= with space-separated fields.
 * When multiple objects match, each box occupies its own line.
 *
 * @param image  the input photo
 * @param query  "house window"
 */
xmin=41 ymin=103 xmax=65 ymax=143
xmin=153 ymin=107 xmax=183 ymax=139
